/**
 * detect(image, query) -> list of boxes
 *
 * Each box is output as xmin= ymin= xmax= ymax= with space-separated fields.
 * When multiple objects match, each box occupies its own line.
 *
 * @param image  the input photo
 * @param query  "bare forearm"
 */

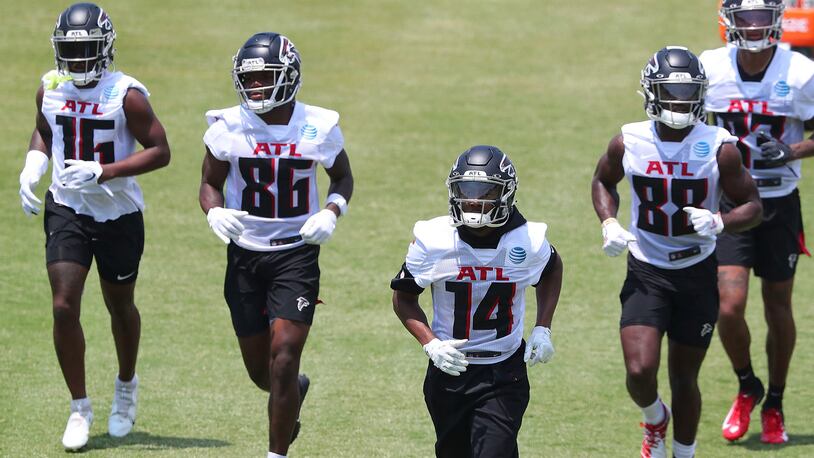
xmin=199 ymin=183 xmax=225 ymax=214
xmin=791 ymin=138 xmax=814 ymax=160
xmin=721 ymin=200 xmax=762 ymax=232
xmin=393 ymin=293 xmax=435 ymax=346
xmin=592 ymin=179 xmax=620 ymax=222
xmin=99 ymin=146 xmax=170 ymax=183
xmin=534 ymin=257 xmax=563 ymax=328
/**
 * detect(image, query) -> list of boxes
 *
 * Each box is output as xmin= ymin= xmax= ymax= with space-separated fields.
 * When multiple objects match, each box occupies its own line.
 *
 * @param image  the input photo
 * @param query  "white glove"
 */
xmin=682 ymin=206 xmax=724 ymax=238
xmin=19 ymin=150 xmax=50 ymax=216
xmin=299 ymin=209 xmax=337 ymax=245
xmin=207 ymin=207 xmax=249 ymax=244
xmin=423 ymin=338 xmax=469 ymax=376
xmin=602 ymin=218 xmax=637 ymax=257
xmin=524 ymin=326 xmax=554 ymax=366
xmin=59 ymin=159 xmax=104 ymax=191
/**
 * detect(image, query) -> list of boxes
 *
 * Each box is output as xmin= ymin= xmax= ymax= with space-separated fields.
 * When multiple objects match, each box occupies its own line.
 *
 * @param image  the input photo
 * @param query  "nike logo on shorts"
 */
xmin=117 ymin=271 xmax=136 ymax=281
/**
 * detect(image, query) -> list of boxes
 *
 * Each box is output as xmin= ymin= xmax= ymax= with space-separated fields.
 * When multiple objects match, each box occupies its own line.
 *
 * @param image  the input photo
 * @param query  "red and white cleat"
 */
xmin=722 ymin=391 xmax=762 ymax=441
xmin=640 ymin=403 xmax=670 ymax=458
xmin=760 ymin=408 xmax=788 ymax=444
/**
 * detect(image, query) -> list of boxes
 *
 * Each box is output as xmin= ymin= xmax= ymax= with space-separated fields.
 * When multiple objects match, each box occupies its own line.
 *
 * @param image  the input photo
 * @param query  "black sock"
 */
xmin=763 ymin=384 xmax=785 ymax=412
xmin=734 ymin=364 xmax=763 ymax=395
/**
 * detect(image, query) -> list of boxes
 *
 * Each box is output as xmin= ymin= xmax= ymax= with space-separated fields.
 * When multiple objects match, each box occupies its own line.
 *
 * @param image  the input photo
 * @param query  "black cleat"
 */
xmin=290 ymin=374 xmax=310 ymax=444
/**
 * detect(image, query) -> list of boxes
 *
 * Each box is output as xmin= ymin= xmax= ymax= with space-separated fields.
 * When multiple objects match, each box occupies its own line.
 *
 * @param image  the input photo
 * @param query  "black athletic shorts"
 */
xmin=423 ymin=344 xmax=530 ymax=458
xmin=717 ymin=189 xmax=808 ymax=281
xmin=620 ymin=253 xmax=719 ymax=348
xmin=43 ymin=192 xmax=144 ymax=284
xmin=224 ymin=242 xmax=320 ymax=336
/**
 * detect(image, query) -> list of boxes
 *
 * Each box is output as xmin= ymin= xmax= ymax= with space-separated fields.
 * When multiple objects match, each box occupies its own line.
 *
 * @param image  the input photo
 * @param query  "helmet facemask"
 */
xmin=233 ymin=58 xmax=301 ymax=114
xmin=447 ymin=176 xmax=516 ymax=228
xmin=642 ymin=76 xmax=707 ymax=130
xmin=52 ymin=31 xmax=114 ymax=86
xmin=720 ymin=2 xmax=784 ymax=52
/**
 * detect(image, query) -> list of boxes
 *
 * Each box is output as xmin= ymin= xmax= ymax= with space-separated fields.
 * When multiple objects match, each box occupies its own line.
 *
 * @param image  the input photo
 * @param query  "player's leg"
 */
xmin=619 ymin=271 xmax=670 ymax=457
xmin=752 ymin=190 xmax=804 ymax=444
xmin=666 ymin=271 xmax=718 ymax=457
xmin=666 ymin=340 xmax=707 ymax=453
xmin=717 ymin=265 xmax=753 ymax=372
xmin=423 ymin=361 xmax=474 ymax=458
xmin=44 ymin=193 xmax=95 ymax=449
xmin=265 ymin=244 xmax=320 ymax=455
xmin=716 ymin=225 xmax=764 ymax=442
xmin=49 ymin=262 xmax=91 ymax=400
xmin=470 ymin=347 xmax=529 ymax=458
xmin=93 ymin=211 xmax=145 ymax=437
xmin=268 ymin=318 xmax=309 ymax=455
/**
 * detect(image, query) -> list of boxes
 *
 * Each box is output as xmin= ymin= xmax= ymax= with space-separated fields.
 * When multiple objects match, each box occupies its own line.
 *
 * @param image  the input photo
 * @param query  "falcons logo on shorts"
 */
xmin=700 ymin=323 xmax=713 ymax=337
xmin=296 ymin=297 xmax=310 ymax=311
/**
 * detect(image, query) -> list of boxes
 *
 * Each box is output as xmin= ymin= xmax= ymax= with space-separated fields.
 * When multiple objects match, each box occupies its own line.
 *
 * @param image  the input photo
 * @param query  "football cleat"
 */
xmin=290 ymin=374 xmax=310 ymax=444
xmin=760 ymin=408 xmax=788 ymax=444
xmin=109 ymin=375 xmax=138 ymax=437
xmin=722 ymin=388 xmax=764 ymax=441
xmin=640 ymin=402 xmax=670 ymax=458
xmin=62 ymin=410 xmax=93 ymax=450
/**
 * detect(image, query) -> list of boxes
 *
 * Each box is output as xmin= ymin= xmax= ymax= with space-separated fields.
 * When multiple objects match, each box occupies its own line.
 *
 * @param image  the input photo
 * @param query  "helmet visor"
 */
xmin=733 ymin=9 xmax=775 ymax=29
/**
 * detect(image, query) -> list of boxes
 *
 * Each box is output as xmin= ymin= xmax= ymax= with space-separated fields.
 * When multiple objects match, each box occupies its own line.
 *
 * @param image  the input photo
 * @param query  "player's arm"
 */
xmin=591 ymin=135 xmax=636 ymax=256
xmin=532 ymin=248 xmax=563 ymax=329
xmin=199 ymin=147 xmax=229 ymax=214
xmin=323 ymin=150 xmax=353 ymax=218
xmin=392 ymin=289 xmax=436 ymax=346
xmin=97 ymin=88 xmax=171 ymax=183
xmin=591 ymin=134 xmax=625 ymax=221
xmin=19 ymin=86 xmax=52 ymax=216
xmin=199 ymin=147 xmax=246 ymax=244
xmin=391 ymin=262 xmax=468 ymax=376
xmin=524 ymin=247 xmax=562 ymax=366
xmin=31 ymin=86 xmax=52 ymax=156
xmin=718 ymin=142 xmax=762 ymax=232
xmin=790 ymin=119 xmax=814 ymax=160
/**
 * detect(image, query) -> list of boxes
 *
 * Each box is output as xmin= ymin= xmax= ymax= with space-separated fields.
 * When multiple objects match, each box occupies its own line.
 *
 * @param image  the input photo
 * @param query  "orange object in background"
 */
xmin=718 ymin=1 xmax=814 ymax=48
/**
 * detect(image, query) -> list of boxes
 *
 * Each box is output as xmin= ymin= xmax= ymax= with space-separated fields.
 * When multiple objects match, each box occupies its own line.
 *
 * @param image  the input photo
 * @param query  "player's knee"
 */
xmin=626 ymin=362 xmax=658 ymax=384
xmin=52 ymin=299 xmax=79 ymax=325
xmin=270 ymin=351 xmax=299 ymax=379
xmin=718 ymin=302 xmax=746 ymax=322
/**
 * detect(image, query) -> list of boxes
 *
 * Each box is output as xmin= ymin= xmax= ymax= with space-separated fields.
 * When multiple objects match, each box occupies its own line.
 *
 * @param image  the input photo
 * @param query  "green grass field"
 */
xmin=2 ymin=1 xmax=814 ymax=456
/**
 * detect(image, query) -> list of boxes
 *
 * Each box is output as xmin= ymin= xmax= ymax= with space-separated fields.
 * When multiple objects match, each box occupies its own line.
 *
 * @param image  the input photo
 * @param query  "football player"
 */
xmin=701 ymin=0 xmax=814 ymax=443
xmin=592 ymin=47 xmax=761 ymax=458
xmin=17 ymin=2 xmax=171 ymax=450
xmin=391 ymin=145 xmax=563 ymax=458
xmin=199 ymin=32 xmax=353 ymax=458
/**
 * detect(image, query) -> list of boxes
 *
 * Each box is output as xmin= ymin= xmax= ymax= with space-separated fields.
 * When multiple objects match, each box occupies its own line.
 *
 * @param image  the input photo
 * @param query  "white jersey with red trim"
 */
xmin=203 ymin=102 xmax=344 ymax=252
xmin=701 ymin=45 xmax=814 ymax=198
xmin=405 ymin=216 xmax=552 ymax=365
xmin=623 ymin=121 xmax=736 ymax=269
xmin=42 ymin=71 xmax=149 ymax=222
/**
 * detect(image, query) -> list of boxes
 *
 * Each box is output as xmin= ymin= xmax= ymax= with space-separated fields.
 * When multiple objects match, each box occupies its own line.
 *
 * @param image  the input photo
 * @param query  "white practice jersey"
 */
xmin=623 ymin=121 xmax=736 ymax=269
xmin=701 ymin=45 xmax=814 ymax=198
xmin=204 ymin=102 xmax=344 ymax=252
xmin=42 ymin=71 xmax=149 ymax=222
xmin=405 ymin=216 xmax=553 ymax=365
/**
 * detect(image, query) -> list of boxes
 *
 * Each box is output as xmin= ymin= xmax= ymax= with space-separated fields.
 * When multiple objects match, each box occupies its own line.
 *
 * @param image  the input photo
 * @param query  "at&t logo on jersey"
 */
xmin=102 ymin=86 xmax=119 ymax=101
xmin=300 ymin=124 xmax=318 ymax=140
xmin=508 ymin=247 xmax=526 ymax=264
xmin=775 ymin=80 xmax=790 ymax=97
xmin=692 ymin=141 xmax=711 ymax=159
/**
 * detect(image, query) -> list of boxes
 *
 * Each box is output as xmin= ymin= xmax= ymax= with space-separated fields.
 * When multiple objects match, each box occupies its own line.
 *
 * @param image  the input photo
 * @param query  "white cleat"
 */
xmin=62 ymin=410 xmax=93 ymax=450
xmin=108 ymin=374 xmax=138 ymax=437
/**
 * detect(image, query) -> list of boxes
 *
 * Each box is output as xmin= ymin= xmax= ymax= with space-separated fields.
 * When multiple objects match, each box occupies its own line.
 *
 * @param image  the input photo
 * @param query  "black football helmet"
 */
xmin=232 ymin=32 xmax=302 ymax=113
xmin=720 ymin=0 xmax=785 ymax=52
xmin=447 ymin=145 xmax=518 ymax=228
xmin=640 ymin=46 xmax=707 ymax=130
xmin=52 ymin=2 xmax=116 ymax=86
